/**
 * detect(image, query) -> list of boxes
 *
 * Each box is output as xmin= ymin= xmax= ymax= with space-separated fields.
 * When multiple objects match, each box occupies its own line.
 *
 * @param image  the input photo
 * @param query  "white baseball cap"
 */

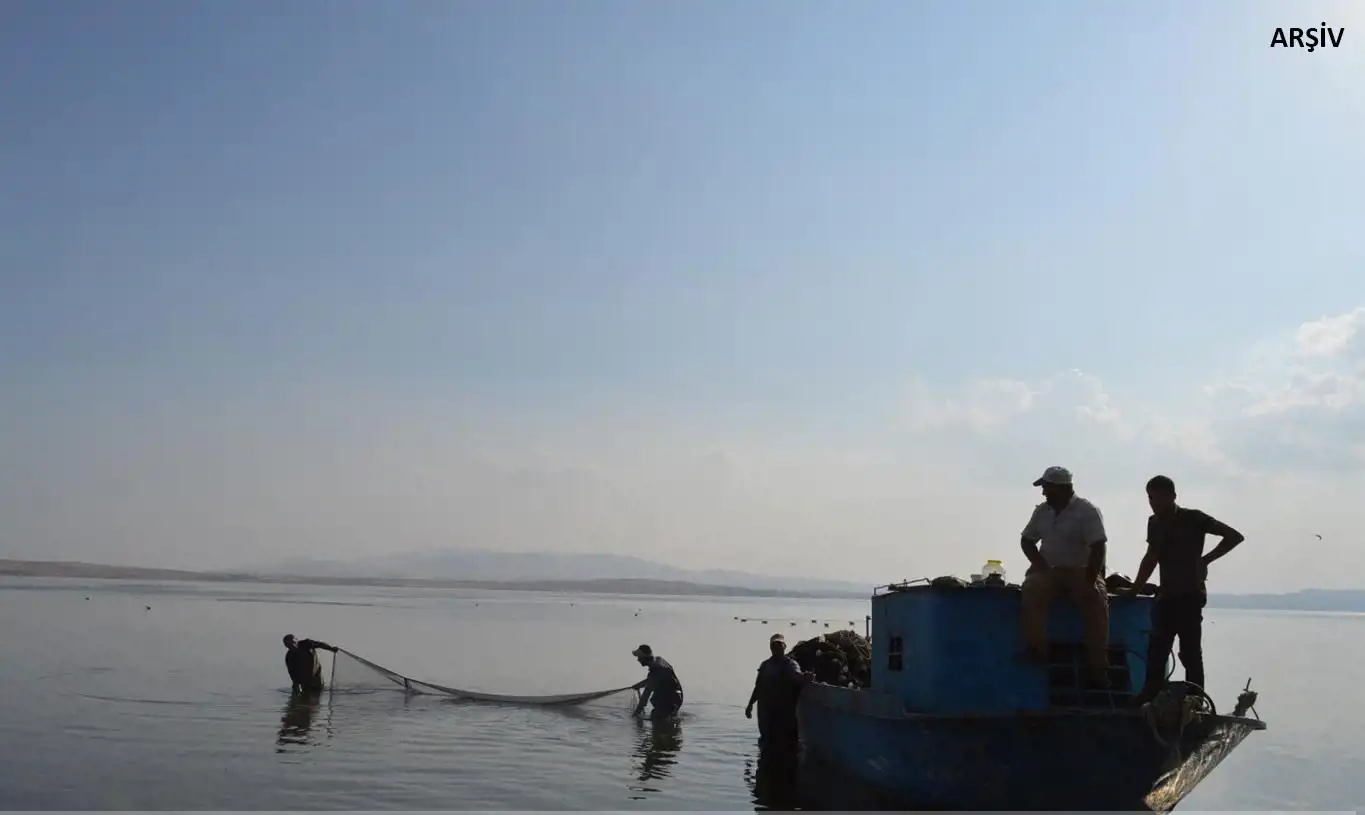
xmin=1032 ymin=466 xmax=1073 ymax=487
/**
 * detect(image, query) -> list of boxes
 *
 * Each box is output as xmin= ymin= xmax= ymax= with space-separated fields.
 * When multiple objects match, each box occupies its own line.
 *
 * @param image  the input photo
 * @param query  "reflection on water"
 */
xmin=275 ymin=691 xmax=330 ymax=752
xmin=3 ymin=582 xmax=1326 ymax=810
xmin=627 ymin=716 xmax=683 ymax=798
xmin=744 ymin=742 xmax=801 ymax=811
xmin=743 ymin=744 xmax=896 ymax=812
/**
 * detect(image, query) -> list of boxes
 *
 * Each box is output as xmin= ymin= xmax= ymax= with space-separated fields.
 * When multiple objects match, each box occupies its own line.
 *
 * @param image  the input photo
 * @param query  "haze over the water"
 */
xmin=3 ymin=1 xmax=1363 ymax=593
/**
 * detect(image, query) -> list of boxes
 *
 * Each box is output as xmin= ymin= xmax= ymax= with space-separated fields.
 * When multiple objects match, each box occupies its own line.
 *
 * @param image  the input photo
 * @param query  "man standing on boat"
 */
xmin=1121 ymin=475 xmax=1244 ymax=705
xmin=1018 ymin=466 xmax=1112 ymax=688
xmin=745 ymin=632 xmax=813 ymax=750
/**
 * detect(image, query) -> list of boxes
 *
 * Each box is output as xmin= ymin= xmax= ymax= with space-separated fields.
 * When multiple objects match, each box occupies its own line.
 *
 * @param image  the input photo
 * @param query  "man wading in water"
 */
xmin=745 ymin=633 xmax=813 ymax=750
xmin=283 ymin=634 xmax=339 ymax=694
xmin=630 ymin=644 xmax=684 ymax=720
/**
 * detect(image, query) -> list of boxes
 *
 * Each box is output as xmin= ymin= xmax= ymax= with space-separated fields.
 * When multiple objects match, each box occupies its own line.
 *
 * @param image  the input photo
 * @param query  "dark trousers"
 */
xmin=649 ymin=693 xmax=682 ymax=721
xmin=291 ymin=670 xmax=324 ymax=694
xmin=1144 ymin=594 xmax=1206 ymax=692
xmin=757 ymin=707 xmax=799 ymax=750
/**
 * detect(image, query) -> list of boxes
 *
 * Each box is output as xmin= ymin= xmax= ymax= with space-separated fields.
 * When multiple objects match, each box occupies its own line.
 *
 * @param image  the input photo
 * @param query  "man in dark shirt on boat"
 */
xmin=1018 ymin=466 xmax=1112 ymax=688
xmin=283 ymin=634 xmax=339 ymax=693
xmin=745 ymin=633 xmax=813 ymax=750
xmin=631 ymin=644 xmax=684 ymax=720
xmin=1121 ymin=475 xmax=1244 ymax=706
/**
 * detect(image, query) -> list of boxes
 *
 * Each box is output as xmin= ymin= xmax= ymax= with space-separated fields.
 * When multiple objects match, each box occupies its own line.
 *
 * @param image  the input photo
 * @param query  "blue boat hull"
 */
xmin=798 ymin=683 xmax=1264 ymax=812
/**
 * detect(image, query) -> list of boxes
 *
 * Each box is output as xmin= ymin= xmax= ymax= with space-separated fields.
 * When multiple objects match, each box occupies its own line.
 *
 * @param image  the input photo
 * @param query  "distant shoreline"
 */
xmin=0 ymin=559 xmax=868 ymax=600
xmin=2 ymin=558 xmax=1362 ymax=611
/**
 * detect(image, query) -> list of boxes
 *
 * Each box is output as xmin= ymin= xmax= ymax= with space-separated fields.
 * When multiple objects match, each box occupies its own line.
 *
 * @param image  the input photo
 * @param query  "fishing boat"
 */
xmin=796 ymin=576 xmax=1266 ymax=812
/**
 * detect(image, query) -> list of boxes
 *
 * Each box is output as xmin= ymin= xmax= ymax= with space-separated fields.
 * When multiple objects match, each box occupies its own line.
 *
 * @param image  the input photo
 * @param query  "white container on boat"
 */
xmin=981 ymin=560 xmax=1006 ymax=583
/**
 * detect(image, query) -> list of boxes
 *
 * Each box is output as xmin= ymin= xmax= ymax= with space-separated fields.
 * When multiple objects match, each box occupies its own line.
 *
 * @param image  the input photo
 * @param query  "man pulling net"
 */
xmin=630 ymin=644 xmax=683 ymax=721
xmin=283 ymin=634 xmax=339 ymax=694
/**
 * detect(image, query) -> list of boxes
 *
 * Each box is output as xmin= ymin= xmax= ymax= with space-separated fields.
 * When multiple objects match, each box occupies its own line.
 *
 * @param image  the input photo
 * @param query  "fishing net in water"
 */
xmin=328 ymin=648 xmax=639 ymax=707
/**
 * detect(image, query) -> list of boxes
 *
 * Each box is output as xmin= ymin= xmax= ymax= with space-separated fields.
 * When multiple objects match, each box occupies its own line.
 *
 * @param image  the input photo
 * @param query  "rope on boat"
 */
xmin=1141 ymin=683 xmax=1212 ymax=750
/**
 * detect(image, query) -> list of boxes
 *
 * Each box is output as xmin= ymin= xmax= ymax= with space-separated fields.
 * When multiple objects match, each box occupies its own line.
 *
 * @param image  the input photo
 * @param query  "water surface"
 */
xmin=0 ymin=578 xmax=1358 ymax=810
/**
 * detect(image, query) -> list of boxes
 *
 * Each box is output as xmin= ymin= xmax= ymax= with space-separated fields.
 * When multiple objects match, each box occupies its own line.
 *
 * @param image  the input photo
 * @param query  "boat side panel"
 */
xmin=799 ymin=684 xmax=1259 ymax=811
xmin=870 ymin=586 xmax=1155 ymax=713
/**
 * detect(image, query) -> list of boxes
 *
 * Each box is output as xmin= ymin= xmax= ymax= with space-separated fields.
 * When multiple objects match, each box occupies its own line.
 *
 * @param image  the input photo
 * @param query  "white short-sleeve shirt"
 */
xmin=1021 ymin=494 xmax=1107 ymax=569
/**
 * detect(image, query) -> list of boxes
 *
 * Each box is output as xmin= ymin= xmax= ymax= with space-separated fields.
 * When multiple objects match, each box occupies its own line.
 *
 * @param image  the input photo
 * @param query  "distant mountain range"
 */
xmin=3 ymin=552 xmax=1363 ymax=612
xmin=0 ymin=557 xmax=867 ymax=599
xmin=1205 ymin=588 xmax=1365 ymax=613
xmin=247 ymin=549 xmax=877 ymax=594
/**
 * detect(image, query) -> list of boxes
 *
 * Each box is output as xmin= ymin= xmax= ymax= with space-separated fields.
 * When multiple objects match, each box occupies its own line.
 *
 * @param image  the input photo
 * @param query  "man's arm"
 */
xmin=1131 ymin=545 xmax=1160 ymax=588
xmin=633 ymin=685 xmax=652 ymax=716
xmin=632 ymin=668 xmax=654 ymax=715
xmin=782 ymin=657 xmax=812 ymax=685
xmin=1200 ymin=514 xmax=1245 ymax=570
xmin=1130 ymin=517 xmax=1160 ymax=587
xmin=745 ymin=671 xmax=761 ymax=717
xmin=1083 ymin=506 xmax=1108 ymax=582
xmin=1020 ymin=506 xmax=1048 ymax=570
xmin=299 ymin=639 xmax=338 ymax=652
xmin=1021 ymin=535 xmax=1047 ymax=570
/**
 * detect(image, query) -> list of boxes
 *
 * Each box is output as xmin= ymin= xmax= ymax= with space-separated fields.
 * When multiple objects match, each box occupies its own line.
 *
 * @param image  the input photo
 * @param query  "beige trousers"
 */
xmin=1020 ymin=566 xmax=1110 ymax=678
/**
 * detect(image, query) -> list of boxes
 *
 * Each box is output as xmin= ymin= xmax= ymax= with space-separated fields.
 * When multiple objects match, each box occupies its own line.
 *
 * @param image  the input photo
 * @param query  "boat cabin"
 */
xmin=868 ymin=580 xmax=1155 ymax=714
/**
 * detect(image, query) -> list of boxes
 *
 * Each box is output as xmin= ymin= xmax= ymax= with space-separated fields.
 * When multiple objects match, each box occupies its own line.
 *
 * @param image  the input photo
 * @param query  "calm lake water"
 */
xmin=0 ymin=577 xmax=1360 ymax=810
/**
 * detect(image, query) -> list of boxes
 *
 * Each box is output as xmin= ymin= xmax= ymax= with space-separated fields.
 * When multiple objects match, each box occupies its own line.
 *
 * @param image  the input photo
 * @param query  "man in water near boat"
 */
xmin=1121 ymin=475 xmax=1244 ymax=706
xmin=1018 ymin=466 xmax=1112 ymax=688
xmin=283 ymin=634 xmax=339 ymax=694
xmin=631 ymin=644 xmax=684 ymax=720
xmin=745 ymin=632 xmax=814 ymax=750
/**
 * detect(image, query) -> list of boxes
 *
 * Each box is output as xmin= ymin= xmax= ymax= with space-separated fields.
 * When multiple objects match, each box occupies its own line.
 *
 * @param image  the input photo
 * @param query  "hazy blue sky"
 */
xmin=2 ymin=0 xmax=1362 ymax=591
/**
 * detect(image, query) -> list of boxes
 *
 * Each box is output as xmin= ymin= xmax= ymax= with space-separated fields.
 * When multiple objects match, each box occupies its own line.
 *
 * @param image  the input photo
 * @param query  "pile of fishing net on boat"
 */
xmin=327 ymin=648 xmax=638 ymax=707
xmin=790 ymin=630 xmax=871 ymax=688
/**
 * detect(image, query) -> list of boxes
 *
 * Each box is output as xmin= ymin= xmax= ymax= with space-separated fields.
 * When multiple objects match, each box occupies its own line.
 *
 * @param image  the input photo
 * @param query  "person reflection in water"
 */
xmin=631 ymin=715 xmax=683 ymax=787
xmin=744 ymin=747 xmax=801 ymax=812
xmin=276 ymin=694 xmax=321 ymax=751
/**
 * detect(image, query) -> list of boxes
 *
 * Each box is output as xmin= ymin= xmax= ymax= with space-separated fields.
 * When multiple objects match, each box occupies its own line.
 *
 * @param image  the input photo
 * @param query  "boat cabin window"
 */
xmin=887 ymin=635 xmax=903 ymax=671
